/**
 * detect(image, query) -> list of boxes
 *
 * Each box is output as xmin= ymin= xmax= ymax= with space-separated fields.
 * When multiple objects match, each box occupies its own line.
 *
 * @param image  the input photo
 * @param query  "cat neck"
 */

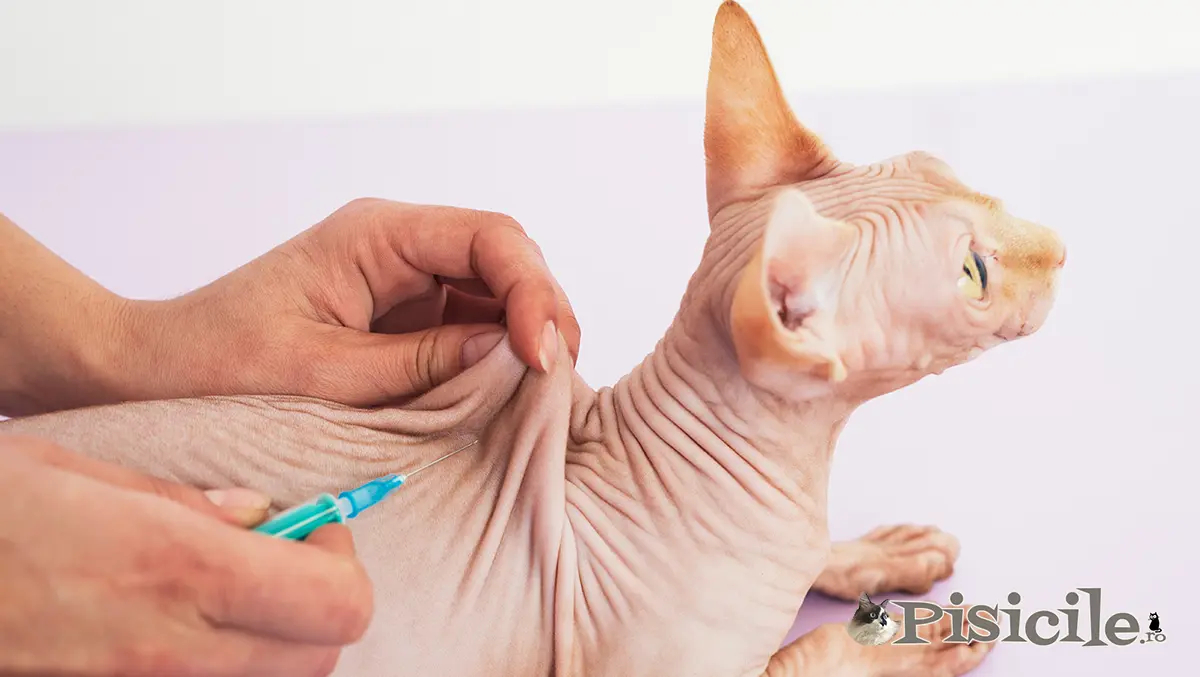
xmin=573 ymin=311 xmax=856 ymax=577
xmin=647 ymin=316 xmax=856 ymax=508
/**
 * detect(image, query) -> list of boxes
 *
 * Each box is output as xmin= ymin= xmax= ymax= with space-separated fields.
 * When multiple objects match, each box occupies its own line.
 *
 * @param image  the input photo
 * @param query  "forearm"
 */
xmin=0 ymin=213 xmax=132 ymax=416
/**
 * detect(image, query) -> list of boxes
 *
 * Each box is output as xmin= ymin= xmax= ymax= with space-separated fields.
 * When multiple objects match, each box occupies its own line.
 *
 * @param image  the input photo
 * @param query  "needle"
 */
xmin=402 ymin=439 xmax=479 ymax=479
xmin=253 ymin=439 xmax=481 ymax=540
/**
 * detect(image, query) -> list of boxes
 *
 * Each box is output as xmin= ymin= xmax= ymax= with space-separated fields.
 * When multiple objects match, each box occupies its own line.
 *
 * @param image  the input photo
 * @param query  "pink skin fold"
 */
xmin=1 ymin=2 xmax=1065 ymax=676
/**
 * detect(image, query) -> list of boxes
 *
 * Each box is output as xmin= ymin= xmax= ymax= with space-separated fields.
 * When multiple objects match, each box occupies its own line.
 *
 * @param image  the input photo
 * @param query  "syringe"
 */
xmin=253 ymin=440 xmax=479 ymax=541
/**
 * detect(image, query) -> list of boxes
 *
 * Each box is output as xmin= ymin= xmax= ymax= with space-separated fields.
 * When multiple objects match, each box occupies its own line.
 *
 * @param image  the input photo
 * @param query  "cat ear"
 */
xmin=858 ymin=592 xmax=872 ymax=609
xmin=704 ymin=1 xmax=839 ymax=220
xmin=730 ymin=187 xmax=855 ymax=391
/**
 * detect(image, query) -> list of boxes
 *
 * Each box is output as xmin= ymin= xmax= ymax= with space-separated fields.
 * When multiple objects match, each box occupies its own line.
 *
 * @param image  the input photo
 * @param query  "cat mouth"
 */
xmin=994 ymin=320 xmax=1032 ymax=341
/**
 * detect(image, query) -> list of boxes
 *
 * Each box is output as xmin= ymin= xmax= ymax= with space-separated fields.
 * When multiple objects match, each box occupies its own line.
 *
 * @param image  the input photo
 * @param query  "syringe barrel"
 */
xmin=253 ymin=493 xmax=345 ymax=540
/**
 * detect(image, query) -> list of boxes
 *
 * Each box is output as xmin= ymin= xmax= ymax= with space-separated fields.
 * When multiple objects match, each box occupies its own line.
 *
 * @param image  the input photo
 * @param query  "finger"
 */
xmin=304 ymin=524 xmax=357 ymax=557
xmin=437 ymin=276 xmax=494 ymax=298
xmin=371 ymin=283 xmax=501 ymax=333
xmin=192 ymin=526 xmax=374 ymax=646
xmin=202 ymin=489 xmax=277 ymax=527
xmin=371 ymin=286 xmax=447 ymax=335
xmin=470 ymin=220 xmax=562 ymax=373
xmin=443 ymin=286 xmax=505 ymax=325
xmin=441 ymin=275 xmax=576 ymax=359
xmin=381 ymin=204 xmax=565 ymax=373
xmin=4 ymin=435 xmax=269 ymax=527
xmin=310 ymin=323 xmax=506 ymax=405
xmin=180 ymin=627 xmax=343 ymax=677
xmin=549 ymin=277 xmax=581 ymax=364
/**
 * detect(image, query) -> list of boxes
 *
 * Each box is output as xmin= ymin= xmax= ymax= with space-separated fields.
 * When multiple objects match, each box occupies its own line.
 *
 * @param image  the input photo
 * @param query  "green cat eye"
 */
xmin=960 ymin=250 xmax=988 ymax=300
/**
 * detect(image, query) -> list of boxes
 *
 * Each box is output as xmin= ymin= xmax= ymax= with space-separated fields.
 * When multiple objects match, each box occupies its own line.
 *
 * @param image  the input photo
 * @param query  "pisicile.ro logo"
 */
xmin=891 ymin=588 xmax=1165 ymax=647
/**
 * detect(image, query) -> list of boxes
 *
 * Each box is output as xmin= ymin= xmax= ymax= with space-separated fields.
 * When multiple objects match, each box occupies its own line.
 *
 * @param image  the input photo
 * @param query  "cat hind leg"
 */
xmin=812 ymin=525 xmax=959 ymax=600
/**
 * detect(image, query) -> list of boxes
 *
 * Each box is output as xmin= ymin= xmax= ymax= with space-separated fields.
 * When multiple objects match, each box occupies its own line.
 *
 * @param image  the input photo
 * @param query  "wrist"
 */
xmin=92 ymin=293 xmax=249 ymax=405
xmin=84 ymin=296 xmax=195 ymax=405
xmin=61 ymin=291 xmax=149 ymax=409
xmin=0 ymin=287 xmax=135 ymax=417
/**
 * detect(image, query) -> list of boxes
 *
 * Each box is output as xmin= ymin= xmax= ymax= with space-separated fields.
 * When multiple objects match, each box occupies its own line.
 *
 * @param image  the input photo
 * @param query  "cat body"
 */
xmin=1149 ymin=612 xmax=1161 ymax=633
xmin=0 ymin=3 xmax=1065 ymax=676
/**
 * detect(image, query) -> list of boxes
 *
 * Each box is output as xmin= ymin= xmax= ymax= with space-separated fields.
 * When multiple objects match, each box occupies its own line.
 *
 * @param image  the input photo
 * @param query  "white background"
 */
xmin=2 ymin=0 xmax=1200 ymax=130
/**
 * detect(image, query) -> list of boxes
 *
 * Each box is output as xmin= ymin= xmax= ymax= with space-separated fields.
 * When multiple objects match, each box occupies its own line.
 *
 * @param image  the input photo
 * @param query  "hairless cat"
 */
xmin=2 ymin=2 xmax=1065 ymax=676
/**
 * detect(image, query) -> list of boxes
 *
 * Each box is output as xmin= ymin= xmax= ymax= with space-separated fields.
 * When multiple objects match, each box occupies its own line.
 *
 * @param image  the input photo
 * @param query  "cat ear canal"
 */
xmin=730 ymin=188 xmax=855 ymax=390
xmin=704 ymin=1 xmax=839 ymax=220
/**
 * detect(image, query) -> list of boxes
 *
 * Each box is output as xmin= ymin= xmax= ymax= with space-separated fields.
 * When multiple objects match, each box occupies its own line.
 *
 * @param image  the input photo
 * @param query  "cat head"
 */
xmin=697 ymin=1 xmax=1065 ymax=403
xmin=1150 ymin=612 xmax=1159 ymax=620
xmin=853 ymin=592 xmax=892 ymax=627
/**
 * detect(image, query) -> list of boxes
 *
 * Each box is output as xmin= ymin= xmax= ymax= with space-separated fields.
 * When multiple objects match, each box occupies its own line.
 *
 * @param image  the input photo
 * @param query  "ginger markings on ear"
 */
xmin=704 ymin=2 xmax=855 ymax=394
xmin=730 ymin=189 xmax=853 ymax=389
xmin=703 ymin=1 xmax=836 ymax=219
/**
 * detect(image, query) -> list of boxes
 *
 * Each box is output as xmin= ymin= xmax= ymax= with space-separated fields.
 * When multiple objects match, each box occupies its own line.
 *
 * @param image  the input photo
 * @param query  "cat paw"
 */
xmin=868 ymin=605 xmax=994 ymax=677
xmin=768 ymin=607 xmax=993 ymax=677
xmin=814 ymin=525 xmax=959 ymax=600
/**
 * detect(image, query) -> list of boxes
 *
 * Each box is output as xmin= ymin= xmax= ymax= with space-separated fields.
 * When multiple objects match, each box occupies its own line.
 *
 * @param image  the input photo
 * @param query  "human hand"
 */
xmin=102 ymin=199 xmax=580 ymax=409
xmin=0 ymin=434 xmax=373 ymax=677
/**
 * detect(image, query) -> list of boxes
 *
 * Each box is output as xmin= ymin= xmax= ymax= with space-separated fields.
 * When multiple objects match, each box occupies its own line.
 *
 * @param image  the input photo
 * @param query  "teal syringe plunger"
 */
xmin=254 ymin=440 xmax=479 ymax=541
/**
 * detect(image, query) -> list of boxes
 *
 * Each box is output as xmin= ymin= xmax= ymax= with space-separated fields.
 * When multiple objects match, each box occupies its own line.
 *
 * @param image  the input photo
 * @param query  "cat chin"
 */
xmin=847 ymin=620 xmax=899 ymax=646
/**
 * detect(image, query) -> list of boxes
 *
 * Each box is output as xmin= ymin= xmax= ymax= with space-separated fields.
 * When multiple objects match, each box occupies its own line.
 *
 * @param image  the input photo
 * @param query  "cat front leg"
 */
xmin=761 ymin=608 xmax=992 ymax=677
xmin=812 ymin=525 xmax=959 ymax=600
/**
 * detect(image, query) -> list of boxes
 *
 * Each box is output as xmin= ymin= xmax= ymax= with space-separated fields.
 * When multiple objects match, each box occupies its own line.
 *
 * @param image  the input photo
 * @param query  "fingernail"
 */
xmin=538 ymin=320 xmax=559 ymax=372
xmin=205 ymin=488 xmax=271 ymax=510
xmin=461 ymin=331 xmax=504 ymax=368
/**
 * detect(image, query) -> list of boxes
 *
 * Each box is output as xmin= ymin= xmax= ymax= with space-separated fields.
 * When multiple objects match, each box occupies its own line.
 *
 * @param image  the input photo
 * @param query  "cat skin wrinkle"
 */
xmin=567 ymin=329 xmax=840 ymax=677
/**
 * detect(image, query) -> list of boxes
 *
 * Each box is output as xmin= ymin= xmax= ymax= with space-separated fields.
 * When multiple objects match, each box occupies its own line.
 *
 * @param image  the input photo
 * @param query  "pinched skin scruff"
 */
xmin=2 ymin=3 xmax=1065 ymax=676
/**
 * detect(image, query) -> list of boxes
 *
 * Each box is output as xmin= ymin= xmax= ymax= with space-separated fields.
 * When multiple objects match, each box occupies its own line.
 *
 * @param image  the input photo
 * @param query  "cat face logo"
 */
xmin=846 ymin=593 xmax=899 ymax=646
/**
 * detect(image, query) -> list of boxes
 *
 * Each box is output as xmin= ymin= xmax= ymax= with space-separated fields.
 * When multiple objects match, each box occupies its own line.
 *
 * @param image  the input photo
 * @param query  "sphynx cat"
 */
xmin=2 ymin=2 xmax=1066 ymax=676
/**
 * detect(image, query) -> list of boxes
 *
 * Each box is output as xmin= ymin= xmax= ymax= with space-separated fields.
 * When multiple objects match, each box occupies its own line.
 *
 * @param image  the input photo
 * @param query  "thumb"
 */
xmin=324 ymin=323 xmax=506 ymax=405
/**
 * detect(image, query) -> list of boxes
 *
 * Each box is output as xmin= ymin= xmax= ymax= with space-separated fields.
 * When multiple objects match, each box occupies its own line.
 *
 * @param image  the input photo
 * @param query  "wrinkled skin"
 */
xmin=1 ymin=2 xmax=1065 ymax=676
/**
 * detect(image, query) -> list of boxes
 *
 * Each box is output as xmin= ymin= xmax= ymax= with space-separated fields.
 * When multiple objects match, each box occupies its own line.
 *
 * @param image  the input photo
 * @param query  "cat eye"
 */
xmin=959 ymin=250 xmax=988 ymax=300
